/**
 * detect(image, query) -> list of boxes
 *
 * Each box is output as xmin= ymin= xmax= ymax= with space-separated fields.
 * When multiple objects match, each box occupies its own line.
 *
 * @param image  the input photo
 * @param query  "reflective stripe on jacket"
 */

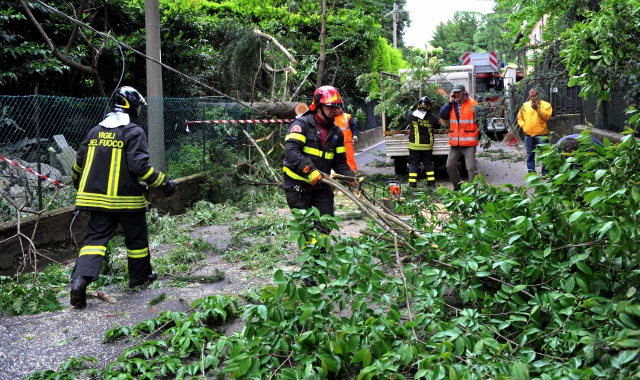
xmin=440 ymin=97 xmax=479 ymax=147
xmin=517 ymin=100 xmax=552 ymax=137
xmin=72 ymin=122 xmax=166 ymax=212
xmin=282 ymin=112 xmax=354 ymax=188
xmin=405 ymin=111 xmax=440 ymax=151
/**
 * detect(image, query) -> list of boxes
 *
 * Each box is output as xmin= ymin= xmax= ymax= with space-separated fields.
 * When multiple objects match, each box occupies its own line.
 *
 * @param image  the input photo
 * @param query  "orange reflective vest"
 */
xmin=448 ymin=97 xmax=479 ymax=147
xmin=334 ymin=113 xmax=358 ymax=171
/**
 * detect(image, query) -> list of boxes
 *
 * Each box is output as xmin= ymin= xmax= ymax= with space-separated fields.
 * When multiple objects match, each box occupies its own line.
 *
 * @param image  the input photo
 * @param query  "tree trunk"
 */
xmin=246 ymin=102 xmax=308 ymax=118
xmin=315 ymin=0 xmax=328 ymax=88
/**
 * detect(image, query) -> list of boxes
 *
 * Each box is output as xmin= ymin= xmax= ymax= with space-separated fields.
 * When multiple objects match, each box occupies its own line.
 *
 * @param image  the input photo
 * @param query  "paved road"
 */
xmin=354 ymin=139 xmax=530 ymax=189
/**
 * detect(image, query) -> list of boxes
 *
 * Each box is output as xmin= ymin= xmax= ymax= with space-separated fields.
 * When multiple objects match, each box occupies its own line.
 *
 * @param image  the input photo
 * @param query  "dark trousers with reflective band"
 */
xmin=71 ymin=211 xmax=151 ymax=283
xmin=408 ymin=149 xmax=435 ymax=187
xmin=284 ymin=186 xmax=334 ymax=234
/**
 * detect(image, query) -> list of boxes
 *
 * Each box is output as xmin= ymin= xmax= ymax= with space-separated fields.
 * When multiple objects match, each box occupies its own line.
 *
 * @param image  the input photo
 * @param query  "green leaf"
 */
xmin=632 ymin=187 xmax=640 ymax=203
xmin=614 ymin=339 xmax=640 ymax=348
xmin=300 ymin=308 xmax=314 ymax=323
xmin=584 ymin=191 xmax=607 ymax=206
xmin=237 ymin=357 xmax=252 ymax=376
xmin=512 ymin=284 xmax=526 ymax=293
xmin=350 ymin=348 xmax=370 ymax=364
xmin=449 ymin=366 xmax=459 ymax=380
xmin=257 ymin=305 xmax=268 ymax=320
xmin=598 ymin=221 xmax=614 ymax=238
xmin=346 ymin=336 xmax=360 ymax=353
xmin=576 ymin=261 xmax=593 ymax=275
xmin=627 ymin=287 xmax=637 ymax=298
xmin=595 ymin=169 xmax=607 ymax=180
xmin=568 ymin=211 xmax=584 ymax=223
xmin=511 ymin=361 xmax=530 ymax=380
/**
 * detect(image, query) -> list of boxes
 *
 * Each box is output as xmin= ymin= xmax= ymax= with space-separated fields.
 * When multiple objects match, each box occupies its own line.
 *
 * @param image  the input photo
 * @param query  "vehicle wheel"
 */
xmin=394 ymin=157 xmax=408 ymax=175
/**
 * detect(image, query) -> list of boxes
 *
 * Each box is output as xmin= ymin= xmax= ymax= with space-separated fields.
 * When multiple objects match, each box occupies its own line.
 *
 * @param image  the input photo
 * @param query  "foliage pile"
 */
xmin=24 ymin=129 xmax=640 ymax=379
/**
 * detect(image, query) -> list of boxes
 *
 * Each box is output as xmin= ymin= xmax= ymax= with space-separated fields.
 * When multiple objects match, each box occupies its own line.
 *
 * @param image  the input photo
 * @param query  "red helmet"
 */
xmin=310 ymin=86 xmax=343 ymax=111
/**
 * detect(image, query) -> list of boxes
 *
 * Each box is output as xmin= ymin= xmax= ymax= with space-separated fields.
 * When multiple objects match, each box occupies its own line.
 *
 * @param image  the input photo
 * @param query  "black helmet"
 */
xmin=417 ymin=96 xmax=432 ymax=111
xmin=112 ymin=86 xmax=146 ymax=119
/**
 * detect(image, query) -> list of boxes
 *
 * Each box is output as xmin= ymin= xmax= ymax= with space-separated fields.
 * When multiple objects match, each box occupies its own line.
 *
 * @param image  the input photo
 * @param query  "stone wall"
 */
xmin=574 ymin=125 xmax=626 ymax=144
xmin=548 ymin=114 xmax=582 ymax=144
xmin=354 ymin=127 xmax=383 ymax=151
xmin=0 ymin=172 xmax=207 ymax=276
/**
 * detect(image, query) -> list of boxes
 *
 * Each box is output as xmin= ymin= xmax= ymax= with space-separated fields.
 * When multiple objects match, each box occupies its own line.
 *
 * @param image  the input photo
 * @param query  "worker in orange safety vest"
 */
xmin=333 ymin=107 xmax=359 ymax=172
xmin=439 ymin=83 xmax=480 ymax=191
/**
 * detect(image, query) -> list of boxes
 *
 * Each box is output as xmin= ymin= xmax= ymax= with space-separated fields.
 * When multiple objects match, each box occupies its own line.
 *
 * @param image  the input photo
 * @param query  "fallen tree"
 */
xmin=245 ymin=101 xmax=308 ymax=119
xmin=21 ymin=128 xmax=640 ymax=379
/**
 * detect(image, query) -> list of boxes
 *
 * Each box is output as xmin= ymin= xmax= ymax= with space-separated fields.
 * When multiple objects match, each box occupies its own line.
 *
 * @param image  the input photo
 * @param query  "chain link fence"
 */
xmin=0 ymin=95 xmax=259 ymax=220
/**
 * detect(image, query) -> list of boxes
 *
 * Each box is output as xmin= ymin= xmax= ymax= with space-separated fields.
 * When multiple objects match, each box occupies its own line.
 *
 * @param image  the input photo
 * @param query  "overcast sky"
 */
xmin=402 ymin=0 xmax=495 ymax=48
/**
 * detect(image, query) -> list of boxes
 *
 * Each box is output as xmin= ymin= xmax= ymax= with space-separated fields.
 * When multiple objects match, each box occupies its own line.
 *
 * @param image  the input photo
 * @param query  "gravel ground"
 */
xmin=0 ymin=139 xmax=530 ymax=379
xmin=0 ymin=210 xmax=367 ymax=380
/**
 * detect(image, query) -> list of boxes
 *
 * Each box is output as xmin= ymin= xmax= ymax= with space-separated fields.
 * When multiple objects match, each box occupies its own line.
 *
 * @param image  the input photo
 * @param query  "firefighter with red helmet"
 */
xmin=283 ymin=85 xmax=354 ymax=220
xmin=406 ymin=96 xmax=440 ymax=188
xmin=69 ymin=86 xmax=178 ymax=309
xmin=282 ymin=86 xmax=355 ymax=285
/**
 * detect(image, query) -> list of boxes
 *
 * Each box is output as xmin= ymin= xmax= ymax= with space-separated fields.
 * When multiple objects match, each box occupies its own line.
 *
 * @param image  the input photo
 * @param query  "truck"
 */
xmin=385 ymin=53 xmax=518 ymax=176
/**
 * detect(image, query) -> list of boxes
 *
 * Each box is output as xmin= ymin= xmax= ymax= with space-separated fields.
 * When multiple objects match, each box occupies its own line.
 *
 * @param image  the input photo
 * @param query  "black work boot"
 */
xmin=129 ymin=271 xmax=158 ymax=288
xmin=70 ymin=277 xmax=89 ymax=309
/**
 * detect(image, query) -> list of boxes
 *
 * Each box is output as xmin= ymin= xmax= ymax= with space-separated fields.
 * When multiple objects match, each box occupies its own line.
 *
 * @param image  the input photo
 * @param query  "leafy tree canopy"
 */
xmin=2 ymin=0 xmax=410 ymax=104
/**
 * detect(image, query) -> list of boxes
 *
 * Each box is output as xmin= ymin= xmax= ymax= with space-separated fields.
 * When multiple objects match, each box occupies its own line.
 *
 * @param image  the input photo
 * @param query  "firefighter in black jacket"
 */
xmin=406 ymin=96 xmax=441 ymax=188
xmin=282 ymin=86 xmax=355 ymax=285
xmin=283 ymin=85 xmax=355 ymax=221
xmin=69 ymin=86 xmax=177 ymax=309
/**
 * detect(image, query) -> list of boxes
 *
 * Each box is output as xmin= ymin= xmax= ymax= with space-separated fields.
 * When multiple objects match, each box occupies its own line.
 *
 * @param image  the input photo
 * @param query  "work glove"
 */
xmin=297 ymin=157 xmax=314 ymax=175
xmin=162 ymin=180 xmax=178 ymax=197
xmin=309 ymin=170 xmax=323 ymax=186
xmin=348 ymin=180 xmax=358 ymax=190
xmin=411 ymin=101 xmax=418 ymax=111
xmin=352 ymin=135 xmax=358 ymax=143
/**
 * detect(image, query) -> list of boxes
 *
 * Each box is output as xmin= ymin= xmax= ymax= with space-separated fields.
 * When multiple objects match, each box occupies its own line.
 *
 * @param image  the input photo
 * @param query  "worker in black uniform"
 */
xmin=69 ymin=86 xmax=178 ymax=309
xmin=282 ymin=85 xmax=355 ymax=286
xmin=406 ymin=96 xmax=441 ymax=188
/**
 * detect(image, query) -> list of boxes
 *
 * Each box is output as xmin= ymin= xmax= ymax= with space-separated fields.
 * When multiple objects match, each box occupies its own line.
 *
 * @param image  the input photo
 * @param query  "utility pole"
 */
xmin=145 ymin=0 xmax=165 ymax=171
xmin=315 ymin=0 xmax=328 ymax=87
xmin=392 ymin=2 xmax=397 ymax=48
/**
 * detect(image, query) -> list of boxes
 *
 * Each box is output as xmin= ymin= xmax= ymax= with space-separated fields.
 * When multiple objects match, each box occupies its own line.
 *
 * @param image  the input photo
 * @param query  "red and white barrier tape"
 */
xmin=184 ymin=119 xmax=294 ymax=132
xmin=0 ymin=155 xmax=68 ymax=188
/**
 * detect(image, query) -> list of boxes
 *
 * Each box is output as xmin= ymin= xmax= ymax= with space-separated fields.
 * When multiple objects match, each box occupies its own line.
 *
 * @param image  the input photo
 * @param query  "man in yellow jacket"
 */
xmin=517 ymin=88 xmax=553 ymax=176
